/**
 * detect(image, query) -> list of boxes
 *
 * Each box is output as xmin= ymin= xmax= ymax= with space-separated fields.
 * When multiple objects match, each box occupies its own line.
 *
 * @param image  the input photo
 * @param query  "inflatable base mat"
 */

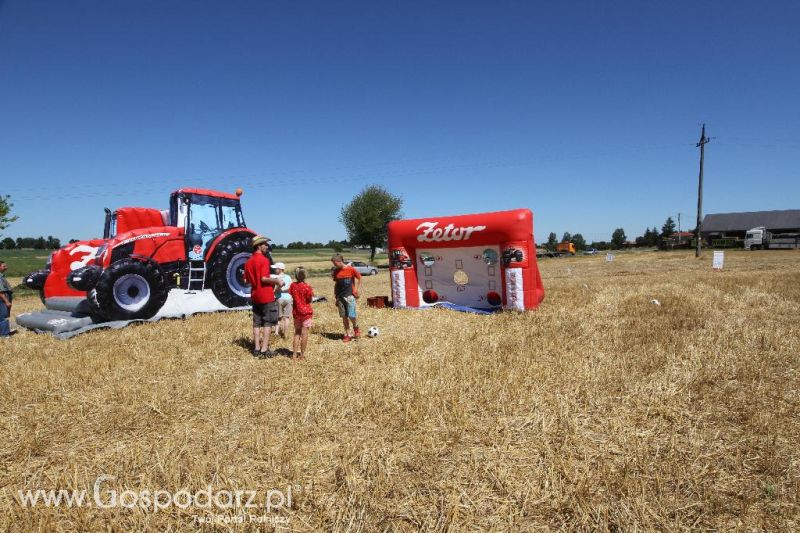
xmin=407 ymin=301 xmax=501 ymax=315
xmin=16 ymin=289 xmax=248 ymax=340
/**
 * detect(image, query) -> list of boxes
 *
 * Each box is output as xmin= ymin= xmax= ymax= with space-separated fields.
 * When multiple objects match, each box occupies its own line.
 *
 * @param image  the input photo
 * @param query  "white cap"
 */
xmin=273 ymin=262 xmax=286 ymax=270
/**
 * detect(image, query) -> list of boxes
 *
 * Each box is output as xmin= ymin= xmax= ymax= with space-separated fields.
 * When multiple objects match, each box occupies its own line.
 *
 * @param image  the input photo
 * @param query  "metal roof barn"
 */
xmin=702 ymin=210 xmax=800 ymax=234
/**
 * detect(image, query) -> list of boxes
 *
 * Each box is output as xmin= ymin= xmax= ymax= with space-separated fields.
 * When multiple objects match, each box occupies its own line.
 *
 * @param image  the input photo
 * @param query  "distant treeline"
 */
xmin=540 ymin=217 xmax=697 ymax=252
xmin=1 ymin=236 xmax=64 ymax=250
xmin=0 ymin=237 xmax=357 ymax=252
xmin=1 ymin=221 xmax=694 ymax=254
xmin=273 ymin=239 xmax=352 ymax=251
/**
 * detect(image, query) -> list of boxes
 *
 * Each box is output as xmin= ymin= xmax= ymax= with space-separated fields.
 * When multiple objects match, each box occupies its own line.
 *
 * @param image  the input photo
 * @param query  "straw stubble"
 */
xmin=1 ymin=250 xmax=798 ymax=530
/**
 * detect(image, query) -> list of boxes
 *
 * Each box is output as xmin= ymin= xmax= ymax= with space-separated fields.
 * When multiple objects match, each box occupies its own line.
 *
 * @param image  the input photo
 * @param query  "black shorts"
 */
xmin=252 ymin=301 xmax=279 ymax=327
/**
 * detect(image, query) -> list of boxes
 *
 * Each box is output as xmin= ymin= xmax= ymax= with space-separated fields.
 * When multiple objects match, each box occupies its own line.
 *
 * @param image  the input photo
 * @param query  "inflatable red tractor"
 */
xmin=24 ymin=188 xmax=257 ymax=321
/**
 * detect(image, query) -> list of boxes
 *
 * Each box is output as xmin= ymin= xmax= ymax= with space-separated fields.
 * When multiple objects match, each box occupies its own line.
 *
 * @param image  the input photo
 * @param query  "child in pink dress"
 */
xmin=288 ymin=267 xmax=314 ymax=360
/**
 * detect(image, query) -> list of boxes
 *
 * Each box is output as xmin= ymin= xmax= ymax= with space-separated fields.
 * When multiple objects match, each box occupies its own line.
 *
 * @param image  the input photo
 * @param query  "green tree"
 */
xmin=561 ymin=232 xmax=572 ymax=243
xmin=546 ymin=232 xmax=558 ymax=251
xmin=636 ymin=227 xmax=659 ymax=247
xmin=0 ymin=195 xmax=19 ymax=236
xmin=572 ymin=233 xmax=586 ymax=251
xmin=611 ymin=228 xmax=626 ymax=249
xmin=325 ymin=239 xmax=343 ymax=252
xmin=1 ymin=237 xmax=15 ymax=249
xmin=340 ymin=185 xmax=403 ymax=261
xmin=649 ymin=227 xmax=660 ymax=246
xmin=661 ymin=217 xmax=676 ymax=238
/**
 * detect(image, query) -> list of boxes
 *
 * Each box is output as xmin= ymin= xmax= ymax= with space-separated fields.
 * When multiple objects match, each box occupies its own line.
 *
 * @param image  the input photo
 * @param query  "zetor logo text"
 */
xmin=416 ymin=222 xmax=487 ymax=243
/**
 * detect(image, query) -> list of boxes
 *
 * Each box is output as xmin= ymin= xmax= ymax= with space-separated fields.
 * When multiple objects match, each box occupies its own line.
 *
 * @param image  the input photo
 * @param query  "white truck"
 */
xmin=744 ymin=226 xmax=800 ymax=250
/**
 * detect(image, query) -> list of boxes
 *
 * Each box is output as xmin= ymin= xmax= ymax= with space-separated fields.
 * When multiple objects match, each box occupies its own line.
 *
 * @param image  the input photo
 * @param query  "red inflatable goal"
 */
xmin=387 ymin=208 xmax=545 ymax=311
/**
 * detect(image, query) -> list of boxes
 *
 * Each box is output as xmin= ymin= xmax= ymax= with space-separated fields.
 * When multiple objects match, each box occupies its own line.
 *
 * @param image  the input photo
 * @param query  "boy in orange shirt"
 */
xmin=331 ymin=254 xmax=362 ymax=342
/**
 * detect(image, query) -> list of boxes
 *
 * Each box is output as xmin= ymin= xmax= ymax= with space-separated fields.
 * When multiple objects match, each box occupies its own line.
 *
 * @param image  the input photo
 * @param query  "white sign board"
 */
xmin=606 ymin=253 xmax=614 ymax=262
xmin=712 ymin=251 xmax=724 ymax=271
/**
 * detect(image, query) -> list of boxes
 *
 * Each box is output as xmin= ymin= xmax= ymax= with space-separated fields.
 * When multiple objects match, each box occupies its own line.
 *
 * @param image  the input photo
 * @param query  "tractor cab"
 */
xmin=169 ymin=188 xmax=246 ymax=260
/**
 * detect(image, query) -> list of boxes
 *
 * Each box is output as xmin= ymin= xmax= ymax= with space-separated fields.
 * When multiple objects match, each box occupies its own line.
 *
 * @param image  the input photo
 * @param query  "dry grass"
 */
xmin=1 ymin=250 xmax=799 ymax=531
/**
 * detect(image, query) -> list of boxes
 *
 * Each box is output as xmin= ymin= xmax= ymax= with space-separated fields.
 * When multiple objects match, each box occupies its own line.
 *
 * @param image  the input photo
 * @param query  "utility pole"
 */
xmin=695 ymin=124 xmax=709 ymax=258
xmin=677 ymin=213 xmax=681 ymax=245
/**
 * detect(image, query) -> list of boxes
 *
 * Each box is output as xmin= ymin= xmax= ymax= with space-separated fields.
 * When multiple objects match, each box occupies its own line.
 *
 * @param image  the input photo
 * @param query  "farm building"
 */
xmin=701 ymin=209 xmax=800 ymax=242
xmin=660 ymin=231 xmax=695 ymax=249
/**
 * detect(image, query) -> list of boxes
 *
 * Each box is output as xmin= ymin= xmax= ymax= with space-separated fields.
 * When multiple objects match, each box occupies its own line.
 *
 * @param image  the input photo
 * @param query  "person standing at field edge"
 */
xmin=243 ymin=236 xmax=283 ymax=358
xmin=331 ymin=254 xmax=362 ymax=342
xmin=0 ymin=261 xmax=13 ymax=338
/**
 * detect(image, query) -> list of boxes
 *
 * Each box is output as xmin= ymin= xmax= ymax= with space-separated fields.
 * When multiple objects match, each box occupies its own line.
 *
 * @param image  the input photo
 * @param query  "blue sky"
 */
xmin=1 ymin=0 xmax=798 ymax=245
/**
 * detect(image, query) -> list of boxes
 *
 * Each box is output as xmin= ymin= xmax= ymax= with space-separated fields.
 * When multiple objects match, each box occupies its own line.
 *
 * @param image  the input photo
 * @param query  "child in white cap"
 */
xmin=271 ymin=262 xmax=293 ymax=339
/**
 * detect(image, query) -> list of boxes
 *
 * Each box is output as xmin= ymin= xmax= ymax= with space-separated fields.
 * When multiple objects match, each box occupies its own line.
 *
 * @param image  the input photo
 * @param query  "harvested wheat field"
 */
xmin=1 ymin=250 xmax=799 ymax=531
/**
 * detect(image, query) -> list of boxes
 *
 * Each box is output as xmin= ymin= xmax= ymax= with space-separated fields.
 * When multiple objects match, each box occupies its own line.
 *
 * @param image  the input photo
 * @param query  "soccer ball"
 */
xmin=367 ymin=326 xmax=380 ymax=338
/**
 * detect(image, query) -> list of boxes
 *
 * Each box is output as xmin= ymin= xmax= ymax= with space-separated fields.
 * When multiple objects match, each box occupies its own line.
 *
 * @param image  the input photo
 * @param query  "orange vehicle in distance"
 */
xmin=556 ymin=242 xmax=576 ymax=255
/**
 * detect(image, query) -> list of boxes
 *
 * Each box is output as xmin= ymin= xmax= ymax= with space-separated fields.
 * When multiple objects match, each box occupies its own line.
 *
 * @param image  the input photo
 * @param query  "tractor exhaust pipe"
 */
xmin=103 ymin=208 xmax=112 ymax=239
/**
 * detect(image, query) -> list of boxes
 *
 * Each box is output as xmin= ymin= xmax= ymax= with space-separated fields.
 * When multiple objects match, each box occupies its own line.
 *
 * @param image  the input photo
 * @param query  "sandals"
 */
xmin=258 ymin=349 xmax=276 ymax=359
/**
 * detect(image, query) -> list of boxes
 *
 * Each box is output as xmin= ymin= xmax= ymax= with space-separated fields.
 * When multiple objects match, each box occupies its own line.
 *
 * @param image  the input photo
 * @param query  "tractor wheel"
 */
xmin=209 ymin=235 xmax=252 ymax=307
xmin=93 ymin=259 xmax=168 ymax=320
xmin=24 ymin=269 xmax=50 ymax=305
xmin=24 ymin=269 xmax=50 ymax=290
